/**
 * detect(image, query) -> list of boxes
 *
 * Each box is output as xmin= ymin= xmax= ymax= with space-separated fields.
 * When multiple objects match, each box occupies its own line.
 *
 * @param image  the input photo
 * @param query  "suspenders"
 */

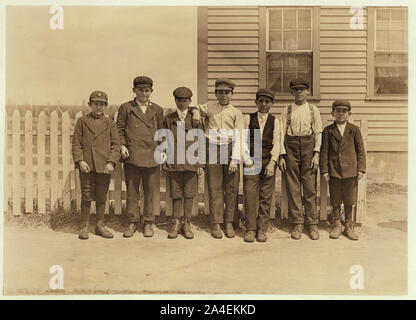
xmin=286 ymin=103 xmax=315 ymax=136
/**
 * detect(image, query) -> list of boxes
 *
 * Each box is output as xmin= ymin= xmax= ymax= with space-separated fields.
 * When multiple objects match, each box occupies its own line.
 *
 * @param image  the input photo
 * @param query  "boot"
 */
xmin=244 ymin=230 xmax=256 ymax=243
xmin=224 ymin=222 xmax=235 ymax=238
xmin=344 ymin=221 xmax=359 ymax=240
xmin=143 ymin=222 xmax=154 ymax=237
xmin=168 ymin=218 xmax=182 ymax=239
xmin=95 ymin=221 xmax=114 ymax=238
xmin=308 ymin=224 xmax=320 ymax=240
xmin=211 ymin=223 xmax=223 ymax=239
xmin=256 ymin=226 xmax=268 ymax=242
xmin=123 ymin=223 xmax=136 ymax=238
xmin=79 ymin=220 xmax=89 ymax=240
xmin=182 ymin=218 xmax=194 ymax=239
xmin=291 ymin=224 xmax=304 ymax=240
xmin=329 ymin=219 xmax=342 ymax=239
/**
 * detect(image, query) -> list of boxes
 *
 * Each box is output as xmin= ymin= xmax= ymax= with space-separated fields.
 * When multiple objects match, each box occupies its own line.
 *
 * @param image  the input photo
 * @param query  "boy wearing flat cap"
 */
xmin=278 ymin=78 xmax=323 ymax=240
xmin=72 ymin=90 xmax=120 ymax=240
xmin=116 ymin=76 xmax=164 ymax=238
xmin=190 ymin=78 xmax=243 ymax=239
xmin=320 ymin=100 xmax=366 ymax=240
xmin=242 ymin=88 xmax=281 ymax=242
xmin=162 ymin=87 xmax=204 ymax=239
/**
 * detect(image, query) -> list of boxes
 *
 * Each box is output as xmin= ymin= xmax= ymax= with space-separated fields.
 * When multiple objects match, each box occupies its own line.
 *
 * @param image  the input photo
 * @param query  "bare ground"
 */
xmin=3 ymin=183 xmax=407 ymax=296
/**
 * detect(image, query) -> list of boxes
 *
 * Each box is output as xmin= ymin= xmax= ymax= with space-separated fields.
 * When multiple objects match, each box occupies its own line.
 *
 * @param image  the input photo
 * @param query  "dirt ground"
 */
xmin=3 ymin=183 xmax=407 ymax=296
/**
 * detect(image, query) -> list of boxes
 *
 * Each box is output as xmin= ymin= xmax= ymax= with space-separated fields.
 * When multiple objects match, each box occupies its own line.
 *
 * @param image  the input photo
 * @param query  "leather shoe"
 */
xmin=211 ymin=223 xmax=223 ymax=239
xmin=224 ymin=222 xmax=235 ymax=238
xmin=123 ymin=223 xmax=136 ymax=238
xmin=182 ymin=219 xmax=194 ymax=239
xmin=308 ymin=224 xmax=320 ymax=240
xmin=329 ymin=219 xmax=342 ymax=239
xmin=96 ymin=221 xmax=113 ymax=238
xmin=143 ymin=222 xmax=154 ymax=237
xmin=168 ymin=219 xmax=182 ymax=239
xmin=256 ymin=230 xmax=267 ymax=242
xmin=291 ymin=224 xmax=304 ymax=240
xmin=244 ymin=231 xmax=256 ymax=243
xmin=79 ymin=228 xmax=89 ymax=240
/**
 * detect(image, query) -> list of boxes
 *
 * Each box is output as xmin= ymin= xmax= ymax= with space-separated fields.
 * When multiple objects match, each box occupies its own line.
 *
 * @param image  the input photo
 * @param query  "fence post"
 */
xmin=50 ymin=111 xmax=59 ymax=211
xmin=37 ymin=111 xmax=46 ymax=214
xmin=355 ymin=119 xmax=368 ymax=224
xmin=12 ymin=110 xmax=21 ymax=216
xmin=62 ymin=111 xmax=71 ymax=212
xmin=24 ymin=111 xmax=33 ymax=213
xmin=74 ymin=111 xmax=82 ymax=212
xmin=280 ymin=173 xmax=288 ymax=219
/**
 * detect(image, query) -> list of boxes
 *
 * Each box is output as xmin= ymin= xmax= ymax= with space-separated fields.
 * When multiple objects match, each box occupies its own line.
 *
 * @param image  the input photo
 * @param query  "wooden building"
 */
xmin=197 ymin=6 xmax=408 ymax=153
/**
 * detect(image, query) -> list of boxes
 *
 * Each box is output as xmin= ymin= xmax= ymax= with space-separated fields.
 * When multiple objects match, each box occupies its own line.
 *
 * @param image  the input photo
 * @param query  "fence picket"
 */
xmin=62 ymin=112 xmax=71 ymax=212
xmin=50 ymin=111 xmax=59 ymax=211
xmin=12 ymin=110 xmax=21 ymax=216
xmin=74 ymin=111 xmax=83 ymax=212
xmin=355 ymin=119 xmax=368 ymax=224
xmin=24 ymin=111 xmax=34 ymax=213
xmin=37 ymin=112 xmax=46 ymax=214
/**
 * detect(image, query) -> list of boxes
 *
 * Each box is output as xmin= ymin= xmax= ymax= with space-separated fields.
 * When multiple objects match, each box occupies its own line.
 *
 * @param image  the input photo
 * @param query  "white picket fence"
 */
xmin=5 ymin=109 xmax=367 ymax=223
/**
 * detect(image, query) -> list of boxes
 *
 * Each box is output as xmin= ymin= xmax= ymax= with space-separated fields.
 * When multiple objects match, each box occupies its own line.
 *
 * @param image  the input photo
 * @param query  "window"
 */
xmin=368 ymin=7 xmax=408 ymax=98
xmin=261 ymin=7 xmax=319 ymax=98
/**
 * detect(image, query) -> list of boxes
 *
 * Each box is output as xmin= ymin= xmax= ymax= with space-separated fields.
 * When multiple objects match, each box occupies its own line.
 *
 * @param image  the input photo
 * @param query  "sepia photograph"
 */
xmin=0 ymin=0 xmax=412 ymax=300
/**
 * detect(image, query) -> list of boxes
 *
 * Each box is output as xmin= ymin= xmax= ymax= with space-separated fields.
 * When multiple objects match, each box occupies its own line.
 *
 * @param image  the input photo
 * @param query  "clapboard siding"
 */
xmin=202 ymin=6 xmax=408 ymax=151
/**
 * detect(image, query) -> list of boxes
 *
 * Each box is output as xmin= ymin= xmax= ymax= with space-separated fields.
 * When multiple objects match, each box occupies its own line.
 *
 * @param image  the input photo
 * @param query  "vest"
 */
xmin=249 ymin=112 xmax=275 ymax=169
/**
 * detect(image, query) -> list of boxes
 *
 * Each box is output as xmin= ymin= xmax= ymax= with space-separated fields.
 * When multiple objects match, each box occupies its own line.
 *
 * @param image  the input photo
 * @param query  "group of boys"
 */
xmin=72 ymin=76 xmax=366 ymax=242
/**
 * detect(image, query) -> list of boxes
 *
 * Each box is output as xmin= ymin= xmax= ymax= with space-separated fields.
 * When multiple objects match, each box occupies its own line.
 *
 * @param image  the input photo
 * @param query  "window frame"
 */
xmin=259 ymin=6 xmax=320 ymax=101
xmin=366 ymin=6 xmax=408 ymax=101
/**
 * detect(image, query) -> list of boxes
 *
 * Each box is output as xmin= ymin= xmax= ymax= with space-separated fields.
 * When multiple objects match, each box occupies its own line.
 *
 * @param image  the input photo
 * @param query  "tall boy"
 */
xmin=162 ymin=87 xmax=204 ymax=239
xmin=320 ymin=100 xmax=366 ymax=240
xmin=278 ymin=78 xmax=323 ymax=240
xmin=72 ymin=90 xmax=120 ymax=240
xmin=190 ymin=78 xmax=243 ymax=239
xmin=116 ymin=76 xmax=164 ymax=238
xmin=243 ymin=88 xmax=281 ymax=242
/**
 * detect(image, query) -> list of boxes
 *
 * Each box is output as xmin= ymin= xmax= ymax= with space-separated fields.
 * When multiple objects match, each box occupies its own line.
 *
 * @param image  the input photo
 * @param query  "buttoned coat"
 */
xmin=162 ymin=109 xmax=205 ymax=172
xmin=320 ymin=121 xmax=366 ymax=179
xmin=116 ymin=99 xmax=164 ymax=168
xmin=72 ymin=113 xmax=120 ymax=173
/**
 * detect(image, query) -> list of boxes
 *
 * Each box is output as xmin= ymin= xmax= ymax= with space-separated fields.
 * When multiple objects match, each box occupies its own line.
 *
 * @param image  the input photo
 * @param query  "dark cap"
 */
xmin=290 ymin=78 xmax=310 ymax=89
xmin=215 ymin=78 xmax=235 ymax=91
xmin=256 ymin=88 xmax=275 ymax=101
xmin=173 ymin=86 xmax=193 ymax=99
xmin=133 ymin=76 xmax=153 ymax=88
xmin=89 ymin=90 xmax=108 ymax=103
xmin=332 ymin=99 xmax=351 ymax=111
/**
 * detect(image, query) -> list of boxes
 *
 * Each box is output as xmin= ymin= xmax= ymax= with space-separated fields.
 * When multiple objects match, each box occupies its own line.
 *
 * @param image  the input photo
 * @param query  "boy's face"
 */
xmin=290 ymin=87 xmax=310 ymax=103
xmin=133 ymin=86 xmax=153 ymax=104
xmin=88 ymin=101 xmax=107 ymax=116
xmin=332 ymin=107 xmax=350 ymax=124
xmin=175 ymin=97 xmax=191 ymax=111
xmin=256 ymin=96 xmax=274 ymax=113
xmin=215 ymin=89 xmax=233 ymax=106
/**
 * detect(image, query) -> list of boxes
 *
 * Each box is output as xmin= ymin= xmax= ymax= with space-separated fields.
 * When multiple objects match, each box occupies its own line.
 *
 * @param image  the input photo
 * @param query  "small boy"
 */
xmin=162 ymin=87 xmax=204 ymax=239
xmin=72 ymin=90 xmax=120 ymax=240
xmin=278 ymin=78 xmax=323 ymax=240
xmin=242 ymin=88 xmax=281 ymax=242
xmin=116 ymin=76 xmax=164 ymax=238
xmin=320 ymin=100 xmax=366 ymax=240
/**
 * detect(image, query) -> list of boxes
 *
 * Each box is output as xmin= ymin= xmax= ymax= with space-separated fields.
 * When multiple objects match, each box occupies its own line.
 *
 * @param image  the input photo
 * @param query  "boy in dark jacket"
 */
xmin=72 ymin=90 xmax=120 ymax=240
xmin=320 ymin=100 xmax=366 ymax=240
xmin=162 ymin=87 xmax=204 ymax=239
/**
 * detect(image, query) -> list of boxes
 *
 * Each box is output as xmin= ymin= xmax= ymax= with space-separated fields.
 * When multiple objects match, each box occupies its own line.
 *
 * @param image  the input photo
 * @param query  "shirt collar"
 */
xmin=89 ymin=112 xmax=104 ymax=119
xmin=257 ymin=111 xmax=269 ymax=120
xmin=135 ymin=98 xmax=149 ymax=108
xmin=177 ymin=108 xmax=188 ymax=120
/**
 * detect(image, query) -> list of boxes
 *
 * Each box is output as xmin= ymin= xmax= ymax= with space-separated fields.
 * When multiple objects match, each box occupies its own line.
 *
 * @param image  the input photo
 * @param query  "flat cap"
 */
xmin=332 ymin=99 xmax=351 ymax=111
xmin=133 ymin=76 xmax=153 ymax=88
xmin=256 ymin=88 xmax=275 ymax=100
xmin=173 ymin=86 xmax=193 ymax=99
xmin=89 ymin=90 xmax=108 ymax=103
xmin=290 ymin=78 xmax=310 ymax=89
xmin=215 ymin=78 xmax=235 ymax=90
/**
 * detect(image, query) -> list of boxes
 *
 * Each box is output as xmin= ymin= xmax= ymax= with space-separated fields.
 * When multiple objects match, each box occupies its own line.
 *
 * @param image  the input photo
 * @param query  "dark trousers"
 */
xmin=169 ymin=171 xmax=197 ymax=219
xmin=243 ymin=168 xmax=275 ymax=231
xmin=124 ymin=164 xmax=159 ymax=223
xmin=329 ymin=177 xmax=357 ymax=207
xmin=206 ymin=143 xmax=240 ymax=224
xmin=284 ymin=135 xmax=318 ymax=225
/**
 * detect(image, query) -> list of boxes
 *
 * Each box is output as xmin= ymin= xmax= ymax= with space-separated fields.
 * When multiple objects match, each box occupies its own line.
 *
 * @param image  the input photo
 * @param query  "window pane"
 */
xmin=283 ymin=73 xmax=297 ymax=92
xmin=297 ymin=54 xmax=312 ymax=72
xmin=375 ymin=54 xmax=408 ymax=95
xmin=268 ymin=72 xmax=282 ymax=92
xmin=376 ymin=30 xmax=389 ymax=50
xmin=391 ymin=30 xmax=405 ymax=51
xmin=267 ymin=55 xmax=283 ymax=72
xmin=283 ymin=9 xmax=296 ymax=29
xmin=269 ymin=9 xmax=282 ymax=29
xmin=283 ymin=54 xmax=297 ymax=71
xmin=298 ymin=9 xmax=311 ymax=29
xmin=269 ymin=31 xmax=283 ymax=50
xmin=298 ymin=30 xmax=311 ymax=50
xmin=283 ymin=30 xmax=297 ymax=50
